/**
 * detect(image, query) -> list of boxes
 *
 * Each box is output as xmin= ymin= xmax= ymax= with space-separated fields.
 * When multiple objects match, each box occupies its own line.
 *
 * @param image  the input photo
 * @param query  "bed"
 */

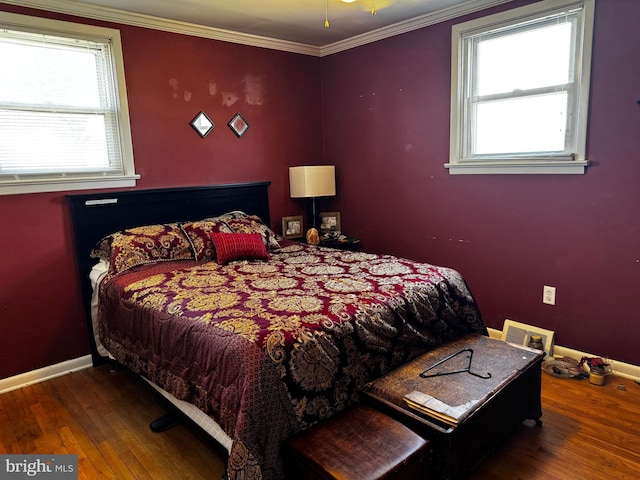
xmin=68 ymin=182 xmax=487 ymax=480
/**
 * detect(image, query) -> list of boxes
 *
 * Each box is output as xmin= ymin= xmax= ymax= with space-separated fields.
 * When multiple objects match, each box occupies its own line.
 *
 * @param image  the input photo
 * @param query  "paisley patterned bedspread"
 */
xmin=97 ymin=242 xmax=486 ymax=480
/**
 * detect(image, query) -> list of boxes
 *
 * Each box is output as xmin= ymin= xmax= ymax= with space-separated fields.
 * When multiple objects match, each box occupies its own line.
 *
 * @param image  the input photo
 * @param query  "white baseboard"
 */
xmin=487 ymin=327 xmax=640 ymax=382
xmin=3 ymin=330 xmax=639 ymax=395
xmin=0 ymin=355 xmax=93 ymax=395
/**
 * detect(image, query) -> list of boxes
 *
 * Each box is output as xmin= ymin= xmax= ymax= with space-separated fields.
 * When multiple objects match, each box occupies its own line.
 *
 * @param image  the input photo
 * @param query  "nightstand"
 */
xmin=318 ymin=237 xmax=360 ymax=251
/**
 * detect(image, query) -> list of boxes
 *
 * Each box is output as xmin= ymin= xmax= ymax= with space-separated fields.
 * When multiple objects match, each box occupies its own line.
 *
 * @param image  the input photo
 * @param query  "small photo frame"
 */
xmin=319 ymin=212 xmax=341 ymax=233
xmin=228 ymin=113 xmax=249 ymax=137
xmin=190 ymin=111 xmax=214 ymax=138
xmin=282 ymin=215 xmax=304 ymax=239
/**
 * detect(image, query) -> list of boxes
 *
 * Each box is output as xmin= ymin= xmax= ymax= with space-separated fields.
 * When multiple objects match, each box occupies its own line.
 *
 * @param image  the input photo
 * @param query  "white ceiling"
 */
xmin=4 ymin=0 xmax=514 ymax=55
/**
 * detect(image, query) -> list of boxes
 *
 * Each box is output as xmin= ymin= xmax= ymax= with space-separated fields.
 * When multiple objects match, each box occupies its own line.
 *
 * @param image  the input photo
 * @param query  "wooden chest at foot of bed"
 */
xmin=284 ymin=403 xmax=430 ymax=480
xmin=363 ymin=334 xmax=543 ymax=480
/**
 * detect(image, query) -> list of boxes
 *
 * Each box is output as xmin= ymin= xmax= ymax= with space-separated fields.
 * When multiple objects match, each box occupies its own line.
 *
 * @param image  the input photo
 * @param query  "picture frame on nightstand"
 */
xmin=319 ymin=212 xmax=341 ymax=234
xmin=282 ymin=215 xmax=304 ymax=239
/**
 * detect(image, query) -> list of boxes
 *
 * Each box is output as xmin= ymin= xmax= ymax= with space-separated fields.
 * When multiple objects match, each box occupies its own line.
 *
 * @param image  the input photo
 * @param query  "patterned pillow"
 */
xmin=210 ymin=232 xmax=270 ymax=265
xmin=180 ymin=219 xmax=233 ymax=261
xmin=224 ymin=215 xmax=280 ymax=251
xmin=200 ymin=210 xmax=251 ymax=223
xmin=90 ymin=235 xmax=114 ymax=263
xmin=91 ymin=223 xmax=193 ymax=275
xmin=216 ymin=210 xmax=253 ymax=221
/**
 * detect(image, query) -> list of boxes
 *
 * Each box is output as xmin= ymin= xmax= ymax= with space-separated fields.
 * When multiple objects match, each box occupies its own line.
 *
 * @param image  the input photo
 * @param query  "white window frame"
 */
xmin=0 ymin=11 xmax=138 ymax=195
xmin=447 ymin=0 xmax=595 ymax=175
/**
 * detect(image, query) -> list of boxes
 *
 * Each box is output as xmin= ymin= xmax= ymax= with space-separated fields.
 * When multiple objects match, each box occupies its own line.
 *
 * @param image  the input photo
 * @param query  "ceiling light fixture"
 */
xmin=324 ymin=0 xmax=330 ymax=28
xmin=327 ymin=0 xmax=378 ymax=28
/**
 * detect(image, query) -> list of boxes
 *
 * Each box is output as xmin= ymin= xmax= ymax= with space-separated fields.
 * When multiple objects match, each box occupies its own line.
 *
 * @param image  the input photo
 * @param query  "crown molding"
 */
xmin=0 ymin=0 xmax=322 ymax=56
xmin=1 ymin=0 xmax=514 ymax=57
xmin=319 ymin=0 xmax=514 ymax=56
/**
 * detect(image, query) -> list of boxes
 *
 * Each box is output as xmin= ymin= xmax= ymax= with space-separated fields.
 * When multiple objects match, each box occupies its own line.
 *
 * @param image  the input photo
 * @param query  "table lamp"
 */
xmin=289 ymin=165 xmax=336 ymax=238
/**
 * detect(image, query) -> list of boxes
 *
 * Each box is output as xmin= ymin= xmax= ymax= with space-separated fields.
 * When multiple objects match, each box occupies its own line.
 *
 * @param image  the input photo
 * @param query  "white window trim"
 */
xmin=0 ymin=11 xmax=138 ymax=195
xmin=446 ymin=0 xmax=595 ymax=175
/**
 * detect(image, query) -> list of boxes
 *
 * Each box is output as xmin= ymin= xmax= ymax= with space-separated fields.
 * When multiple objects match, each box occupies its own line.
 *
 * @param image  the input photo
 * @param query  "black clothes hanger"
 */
xmin=419 ymin=348 xmax=492 ymax=379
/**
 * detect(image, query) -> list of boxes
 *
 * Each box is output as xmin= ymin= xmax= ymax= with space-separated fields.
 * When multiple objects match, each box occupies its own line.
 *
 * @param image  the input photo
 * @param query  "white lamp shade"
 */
xmin=289 ymin=165 xmax=336 ymax=198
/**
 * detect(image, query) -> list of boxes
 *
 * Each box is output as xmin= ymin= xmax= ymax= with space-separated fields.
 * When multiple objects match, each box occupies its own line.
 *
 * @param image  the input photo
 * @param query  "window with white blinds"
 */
xmin=0 ymin=12 xmax=137 ymax=194
xmin=447 ymin=0 xmax=594 ymax=174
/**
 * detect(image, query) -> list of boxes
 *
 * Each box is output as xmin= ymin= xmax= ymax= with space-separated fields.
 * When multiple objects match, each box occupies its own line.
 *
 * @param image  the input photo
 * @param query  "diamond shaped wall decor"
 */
xmin=190 ymin=111 xmax=214 ymax=138
xmin=228 ymin=113 xmax=249 ymax=138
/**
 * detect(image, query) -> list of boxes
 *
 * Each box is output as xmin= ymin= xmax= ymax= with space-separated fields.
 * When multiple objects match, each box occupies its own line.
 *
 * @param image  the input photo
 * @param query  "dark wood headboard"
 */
xmin=68 ymin=181 xmax=271 ymax=364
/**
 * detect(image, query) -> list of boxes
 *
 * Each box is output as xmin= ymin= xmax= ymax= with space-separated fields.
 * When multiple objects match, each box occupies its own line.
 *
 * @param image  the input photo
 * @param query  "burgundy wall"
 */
xmin=0 ymin=5 xmax=322 ymax=378
xmin=2 ymin=0 xmax=639 ymax=380
xmin=321 ymin=0 xmax=640 ymax=365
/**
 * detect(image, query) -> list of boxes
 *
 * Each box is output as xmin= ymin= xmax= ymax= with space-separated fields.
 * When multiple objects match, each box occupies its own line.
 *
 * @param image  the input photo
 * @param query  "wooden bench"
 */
xmin=284 ymin=403 xmax=430 ymax=480
xmin=363 ymin=334 xmax=544 ymax=479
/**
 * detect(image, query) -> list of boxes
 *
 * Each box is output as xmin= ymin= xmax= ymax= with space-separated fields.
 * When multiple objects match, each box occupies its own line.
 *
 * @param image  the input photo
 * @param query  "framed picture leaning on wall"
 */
xmin=319 ymin=212 xmax=341 ymax=234
xmin=282 ymin=215 xmax=304 ymax=239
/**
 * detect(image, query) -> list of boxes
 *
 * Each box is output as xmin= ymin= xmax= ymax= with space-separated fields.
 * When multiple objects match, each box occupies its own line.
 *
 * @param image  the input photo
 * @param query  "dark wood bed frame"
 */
xmin=68 ymin=181 xmax=272 ymax=366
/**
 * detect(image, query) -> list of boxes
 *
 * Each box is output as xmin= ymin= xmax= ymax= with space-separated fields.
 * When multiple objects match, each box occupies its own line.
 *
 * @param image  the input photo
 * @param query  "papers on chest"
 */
xmin=404 ymin=390 xmax=479 ymax=426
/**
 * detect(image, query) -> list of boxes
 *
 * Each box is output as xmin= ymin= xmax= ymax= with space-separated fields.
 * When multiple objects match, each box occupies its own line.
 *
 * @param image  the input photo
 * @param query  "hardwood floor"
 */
xmin=0 ymin=366 xmax=227 ymax=480
xmin=1 ymin=365 xmax=639 ymax=479
xmin=469 ymin=371 xmax=640 ymax=480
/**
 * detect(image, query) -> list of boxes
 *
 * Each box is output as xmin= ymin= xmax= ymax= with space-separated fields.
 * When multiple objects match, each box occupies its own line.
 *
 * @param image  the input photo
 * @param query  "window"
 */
xmin=0 ymin=12 xmax=137 ymax=195
xmin=447 ymin=0 xmax=594 ymax=174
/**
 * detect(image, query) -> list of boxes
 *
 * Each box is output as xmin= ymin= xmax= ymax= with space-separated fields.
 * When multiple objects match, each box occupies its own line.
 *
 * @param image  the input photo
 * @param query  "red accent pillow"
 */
xmin=210 ymin=232 xmax=270 ymax=265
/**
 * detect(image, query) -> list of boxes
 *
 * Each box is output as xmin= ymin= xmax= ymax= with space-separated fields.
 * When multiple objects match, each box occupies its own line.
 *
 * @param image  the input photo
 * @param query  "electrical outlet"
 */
xmin=543 ymin=286 xmax=556 ymax=305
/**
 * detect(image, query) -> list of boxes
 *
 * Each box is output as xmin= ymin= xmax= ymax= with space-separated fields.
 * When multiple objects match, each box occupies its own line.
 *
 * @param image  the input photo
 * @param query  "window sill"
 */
xmin=0 ymin=174 xmax=140 ymax=195
xmin=444 ymin=160 xmax=589 ymax=175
